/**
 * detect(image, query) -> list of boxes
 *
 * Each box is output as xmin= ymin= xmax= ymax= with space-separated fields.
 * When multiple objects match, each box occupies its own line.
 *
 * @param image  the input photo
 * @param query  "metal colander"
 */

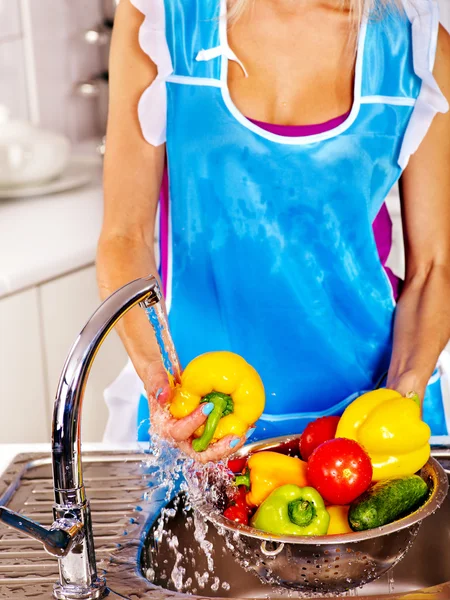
xmin=191 ymin=436 xmax=449 ymax=595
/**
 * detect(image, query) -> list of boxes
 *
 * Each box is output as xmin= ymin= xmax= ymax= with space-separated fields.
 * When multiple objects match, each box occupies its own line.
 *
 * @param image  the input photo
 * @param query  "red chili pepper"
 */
xmin=228 ymin=456 xmax=248 ymax=474
xmin=232 ymin=486 xmax=253 ymax=514
xmin=223 ymin=505 xmax=249 ymax=525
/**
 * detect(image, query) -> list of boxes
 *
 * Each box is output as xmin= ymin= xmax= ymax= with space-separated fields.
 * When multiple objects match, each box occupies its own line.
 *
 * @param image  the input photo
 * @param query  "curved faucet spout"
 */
xmin=52 ymin=276 xmax=161 ymax=497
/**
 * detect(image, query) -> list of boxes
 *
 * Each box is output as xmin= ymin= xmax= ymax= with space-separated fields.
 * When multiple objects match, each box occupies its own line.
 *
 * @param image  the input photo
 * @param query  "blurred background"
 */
xmin=0 ymin=0 xmax=127 ymax=444
xmin=0 ymin=0 xmax=449 ymax=444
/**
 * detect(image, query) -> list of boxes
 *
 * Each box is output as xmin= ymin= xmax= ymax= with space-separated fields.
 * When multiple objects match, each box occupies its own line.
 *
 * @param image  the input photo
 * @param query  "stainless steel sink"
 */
xmin=0 ymin=451 xmax=157 ymax=600
xmin=1 ymin=450 xmax=450 ymax=600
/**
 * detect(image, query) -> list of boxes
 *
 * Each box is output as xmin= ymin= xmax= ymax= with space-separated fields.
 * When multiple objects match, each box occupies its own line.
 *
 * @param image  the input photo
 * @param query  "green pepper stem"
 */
xmin=234 ymin=470 xmax=250 ymax=488
xmin=192 ymin=392 xmax=233 ymax=453
xmin=406 ymin=391 xmax=421 ymax=408
xmin=288 ymin=500 xmax=316 ymax=527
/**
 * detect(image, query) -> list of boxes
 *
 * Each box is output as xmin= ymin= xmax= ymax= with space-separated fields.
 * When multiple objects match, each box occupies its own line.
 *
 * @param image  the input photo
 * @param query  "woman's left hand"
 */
xmin=386 ymin=370 xmax=427 ymax=409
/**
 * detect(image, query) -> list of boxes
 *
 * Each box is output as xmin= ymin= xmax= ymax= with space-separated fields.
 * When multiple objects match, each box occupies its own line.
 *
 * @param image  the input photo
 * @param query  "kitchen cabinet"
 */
xmin=0 ymin=266 xmax=128 ymax=444
xmin=0 ymin=288 xmax=49 ymax=443
xmin=40 ymin=266 xmax=128 ymax=443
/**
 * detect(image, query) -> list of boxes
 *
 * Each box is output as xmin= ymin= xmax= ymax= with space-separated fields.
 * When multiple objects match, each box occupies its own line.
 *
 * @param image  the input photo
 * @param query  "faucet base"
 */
xmin=53 ymin=579 xmax=107 ymax=600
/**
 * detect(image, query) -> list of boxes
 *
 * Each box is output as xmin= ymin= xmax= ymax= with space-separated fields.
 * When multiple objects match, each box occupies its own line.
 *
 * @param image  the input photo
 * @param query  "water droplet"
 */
xmin=211 ymin=577 xmax=220 ymax=591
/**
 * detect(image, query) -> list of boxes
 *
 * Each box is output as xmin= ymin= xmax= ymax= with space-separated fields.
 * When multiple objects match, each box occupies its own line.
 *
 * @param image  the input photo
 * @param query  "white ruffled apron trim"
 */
xmin=130 ymin=0 xmax=173 ymax=146
xmin=398 ymin=0 xmax=449 ymax=169
xmin=130 ymin=0 xmax=250 ymax=145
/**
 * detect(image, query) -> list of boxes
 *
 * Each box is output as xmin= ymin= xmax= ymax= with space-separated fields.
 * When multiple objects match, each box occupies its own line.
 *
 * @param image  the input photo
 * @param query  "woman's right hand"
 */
xmin=144 ymin=360 xmax=246 ymax=464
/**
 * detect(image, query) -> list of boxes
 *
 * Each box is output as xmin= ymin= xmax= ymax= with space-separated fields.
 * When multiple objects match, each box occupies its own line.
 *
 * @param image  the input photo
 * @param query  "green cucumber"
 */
xmin=349 ymin=475 xmax=429 ymax=532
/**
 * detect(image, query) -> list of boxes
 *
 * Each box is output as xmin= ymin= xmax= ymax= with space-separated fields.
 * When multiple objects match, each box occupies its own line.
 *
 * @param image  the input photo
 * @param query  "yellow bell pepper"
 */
xmin=235 ymin=451 xmax=309 ymax=507
xmin=170 ymin=351 xmax=265 ymax=452
xmin=336 ymin=389 xmax=431 ymax=481
xmin=326 ymin=505 xmax=352 ymax=535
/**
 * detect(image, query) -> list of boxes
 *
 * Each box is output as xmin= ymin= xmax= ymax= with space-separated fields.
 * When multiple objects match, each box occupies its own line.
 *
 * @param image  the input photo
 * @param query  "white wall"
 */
xmin=441 ymin=0 xmax=450 ymax=30
xmin=0 ymin=0 xmax=104 ymax=141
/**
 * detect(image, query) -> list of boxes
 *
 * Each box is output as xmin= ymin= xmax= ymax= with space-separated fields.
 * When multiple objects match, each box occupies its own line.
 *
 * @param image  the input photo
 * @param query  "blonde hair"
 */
xmin=228 ymin=0 xmax=396 ymax=25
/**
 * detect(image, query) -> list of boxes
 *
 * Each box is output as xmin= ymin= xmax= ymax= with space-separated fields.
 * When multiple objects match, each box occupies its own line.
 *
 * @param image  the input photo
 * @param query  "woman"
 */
xmin=98 ymin=0 xmax=450 ymax=462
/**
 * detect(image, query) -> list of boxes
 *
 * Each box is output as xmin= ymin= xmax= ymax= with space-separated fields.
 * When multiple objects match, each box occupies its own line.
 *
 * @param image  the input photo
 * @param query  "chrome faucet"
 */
xmin=0 ymin=276 xmax=163 ymax=599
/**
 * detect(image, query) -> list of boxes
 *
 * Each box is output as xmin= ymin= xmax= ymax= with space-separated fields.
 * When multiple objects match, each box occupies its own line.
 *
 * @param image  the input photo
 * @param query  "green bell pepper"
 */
xmin=251 ymin=484 xmax=330 ymax=536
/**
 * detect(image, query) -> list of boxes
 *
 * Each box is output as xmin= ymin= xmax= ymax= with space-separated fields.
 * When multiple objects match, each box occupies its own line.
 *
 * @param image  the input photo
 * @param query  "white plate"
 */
xmin=0 ymin=156 xmax=101 ymax=199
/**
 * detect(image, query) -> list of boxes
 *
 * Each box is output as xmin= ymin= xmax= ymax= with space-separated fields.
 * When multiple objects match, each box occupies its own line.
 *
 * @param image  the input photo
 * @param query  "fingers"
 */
xmin=206 ymin=434 xmax=246 ymax=461
xmin=169 ymin=404 xmax=209 ymax=442
xmin=145 ymin=368 xmax=172 ymax=408
xmin=178 ymin=434 xmax=246 ymax=465
xmin=155 ymin=384 xmax=173 ymax=407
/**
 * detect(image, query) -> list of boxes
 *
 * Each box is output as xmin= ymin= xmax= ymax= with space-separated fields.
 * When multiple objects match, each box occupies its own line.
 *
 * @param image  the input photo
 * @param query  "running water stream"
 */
xmin=141 ymin=304 xmax=235 ymax=593
xmin=144 ymin=303 xmax=182 ymax=385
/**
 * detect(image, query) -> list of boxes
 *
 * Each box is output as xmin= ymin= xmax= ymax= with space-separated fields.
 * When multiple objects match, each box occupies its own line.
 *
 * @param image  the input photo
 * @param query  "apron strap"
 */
xmin=196 ymin=46 xmax=249 ymax=78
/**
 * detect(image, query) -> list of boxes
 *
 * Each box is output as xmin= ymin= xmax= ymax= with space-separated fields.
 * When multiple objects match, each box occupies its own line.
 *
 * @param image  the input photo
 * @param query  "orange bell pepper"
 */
xmin=235 ymin=451 xmax=308 ymax=507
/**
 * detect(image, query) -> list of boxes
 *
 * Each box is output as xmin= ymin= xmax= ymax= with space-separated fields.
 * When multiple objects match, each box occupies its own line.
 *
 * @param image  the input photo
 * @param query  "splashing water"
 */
xmin=140 ymin=297 xmax=396 ymax=598
xmin=387 ymin=570 xmax=395 ymax=594
xmin=168 ymin=535 xmax=186 ymax=591
xmin=193 ymin=511 xmax=215 ymax=572
xmin=195 ymin=570 xmax=210 ymax=589
xmin=138 ymin=423 xmax=237 ymax=594
xmin=140 ymin=302 xmax=237 ymax=593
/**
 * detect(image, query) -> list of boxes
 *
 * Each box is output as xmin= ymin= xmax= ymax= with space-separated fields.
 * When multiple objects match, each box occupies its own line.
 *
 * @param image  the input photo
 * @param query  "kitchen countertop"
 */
xmin=0 ymin=145 xmax=104 ymax=300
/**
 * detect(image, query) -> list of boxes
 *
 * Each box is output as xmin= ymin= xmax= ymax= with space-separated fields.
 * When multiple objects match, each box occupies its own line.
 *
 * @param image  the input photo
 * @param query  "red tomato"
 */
xmin=307 ymin=438 xmax=372 ymax=505
xmin=229 ymin=486 xmax=252 ymax=515
xmin=223 ymin=505 xmax=249 ymax=525
xmin=228 ymin=456 xmax=248 ymax=474
xmin=299 ymin=416 xmax=341 ymax=461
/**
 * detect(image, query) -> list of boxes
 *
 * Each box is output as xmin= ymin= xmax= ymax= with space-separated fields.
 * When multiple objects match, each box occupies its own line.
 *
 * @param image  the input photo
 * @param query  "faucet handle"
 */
xmin=0 ymin=506 xmax=83 ymax=557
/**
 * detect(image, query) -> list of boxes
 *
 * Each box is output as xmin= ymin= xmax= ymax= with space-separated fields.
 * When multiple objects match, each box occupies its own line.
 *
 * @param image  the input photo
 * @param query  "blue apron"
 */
xmin=135 ymin=0 xmax=450 ymax=443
